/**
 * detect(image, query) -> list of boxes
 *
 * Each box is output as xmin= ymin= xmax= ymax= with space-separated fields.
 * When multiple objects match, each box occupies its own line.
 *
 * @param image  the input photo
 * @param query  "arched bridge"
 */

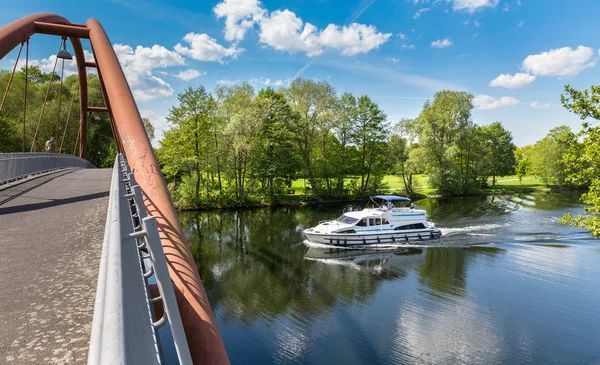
xmin=0 ymin=14 xmax=229 ymax=365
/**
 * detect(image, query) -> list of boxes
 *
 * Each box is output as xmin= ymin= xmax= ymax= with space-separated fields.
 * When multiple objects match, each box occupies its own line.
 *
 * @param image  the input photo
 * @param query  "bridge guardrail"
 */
xmin=88 ymin=154 xmax=192 ymax=365
xmin=0 ymin=153 xmax=95 ymax=185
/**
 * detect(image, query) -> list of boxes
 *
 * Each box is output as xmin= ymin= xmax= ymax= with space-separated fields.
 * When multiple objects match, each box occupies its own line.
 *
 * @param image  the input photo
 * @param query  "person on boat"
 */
xmin=409 ymin=202 xmax=414 ymax=209
xmin=387 ymin=200 xmax=393 ymax=211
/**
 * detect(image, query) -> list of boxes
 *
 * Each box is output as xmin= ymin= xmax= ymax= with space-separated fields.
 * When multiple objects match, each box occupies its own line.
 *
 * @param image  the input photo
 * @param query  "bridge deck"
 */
xmin=0 ymin=168 xmax=112 ymax=364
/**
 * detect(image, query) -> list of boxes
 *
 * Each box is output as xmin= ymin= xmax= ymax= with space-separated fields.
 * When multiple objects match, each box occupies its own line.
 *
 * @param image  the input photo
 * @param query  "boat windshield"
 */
xmin=336 ymin=215 xmax=358 ymax=225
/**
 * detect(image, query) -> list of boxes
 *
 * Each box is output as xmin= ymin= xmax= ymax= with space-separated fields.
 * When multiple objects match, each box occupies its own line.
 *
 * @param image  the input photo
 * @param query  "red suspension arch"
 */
xmin=0 ymin=13 xmax=89 ymax=157
xmin=0 ymin=13 xmax=229 ymax=364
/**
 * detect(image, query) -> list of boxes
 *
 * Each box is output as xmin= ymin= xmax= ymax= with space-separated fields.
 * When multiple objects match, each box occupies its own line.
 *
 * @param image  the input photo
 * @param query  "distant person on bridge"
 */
xmin=45 ymin=137 xmax=53 ymax=152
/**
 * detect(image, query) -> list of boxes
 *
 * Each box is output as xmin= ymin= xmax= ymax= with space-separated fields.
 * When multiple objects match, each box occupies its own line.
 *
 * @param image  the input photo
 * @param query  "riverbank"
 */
xmin=175 ymin=179 xmax=584 ymax=211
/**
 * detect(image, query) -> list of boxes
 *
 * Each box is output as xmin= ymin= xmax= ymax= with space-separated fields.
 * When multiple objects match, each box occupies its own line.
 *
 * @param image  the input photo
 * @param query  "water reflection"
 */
xmin=181 ymin=192 xmax=600 ymax=364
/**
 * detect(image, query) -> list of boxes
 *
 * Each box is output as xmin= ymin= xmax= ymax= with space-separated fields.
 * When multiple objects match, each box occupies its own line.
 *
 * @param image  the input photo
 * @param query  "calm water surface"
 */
xmin=180 ymin=192 xmax=600 ymax=364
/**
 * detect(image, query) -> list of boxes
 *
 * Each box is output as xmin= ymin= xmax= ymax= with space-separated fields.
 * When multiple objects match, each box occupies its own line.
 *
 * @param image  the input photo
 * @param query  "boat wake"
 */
xmin=440 ymin=223 xmax=509 ymax=236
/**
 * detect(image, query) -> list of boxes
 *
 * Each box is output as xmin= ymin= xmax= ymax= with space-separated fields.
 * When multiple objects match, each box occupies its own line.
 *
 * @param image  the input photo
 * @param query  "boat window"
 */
xmin=394 ymin=223 xmax=426 ymax=230
xmin=356 ymin=219 xmax=367 ymax=226
xmin=369 ymin=218 xmax=376 ymax=226
xmin=336 ymin=215 xmax=359 ymax=225
xmin=382 ymin=218 xmax=389 ymax=225
xmin=376 ymin=218 xmax=382 ymax=225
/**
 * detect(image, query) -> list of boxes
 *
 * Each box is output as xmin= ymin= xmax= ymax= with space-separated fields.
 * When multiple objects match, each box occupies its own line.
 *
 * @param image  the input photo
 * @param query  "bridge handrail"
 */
xmin=0 ymin=152 xmax=95 ymax=185
xmin=88 ymin=154 xmax=192 ymax=365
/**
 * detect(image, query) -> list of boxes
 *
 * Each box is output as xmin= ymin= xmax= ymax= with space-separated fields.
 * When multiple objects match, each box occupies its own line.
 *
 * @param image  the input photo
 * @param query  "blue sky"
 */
xmin=2 ymin=0 xmax=600 ymax=146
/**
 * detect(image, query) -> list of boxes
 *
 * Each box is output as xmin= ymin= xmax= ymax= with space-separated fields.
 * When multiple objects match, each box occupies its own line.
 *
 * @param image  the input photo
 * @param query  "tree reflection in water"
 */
xmin=180 ymin=205 xmax=505 ymax=326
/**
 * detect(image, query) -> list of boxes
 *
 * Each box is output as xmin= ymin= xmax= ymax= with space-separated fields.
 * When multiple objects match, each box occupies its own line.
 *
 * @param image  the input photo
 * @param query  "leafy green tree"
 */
xmin=409 ymin=90 xmax=475 ymax=194
xmin=559 ymin=85 xmax=600 ymax=236
xmin=351 ymin=95 xmax=389 ymax=195
xmin=515 ymin=145 xmax=533 ymax=183
xmin=389 ymin=119 xmax=413 ymax=195
xmin=142 ymin=117 xmax=155 ymax=141
xmin=530 ymin=126 xmax=572 ymax=186
xmin=479 ymin=122 xmax=517 ymax=185
xmin=219 ymin=83 xmax=260 ymax=206
xmin=252 ymin=88 xmax=301 ymax=197
xmin=285 ymin=78 xmax=336 ymax=201
xmin=159 ymin=86 xmax=215 ymax=201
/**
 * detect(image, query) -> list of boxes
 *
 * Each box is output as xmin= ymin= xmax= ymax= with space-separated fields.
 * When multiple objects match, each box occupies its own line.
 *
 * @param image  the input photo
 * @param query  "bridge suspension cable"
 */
xmin=0 ymin=41 xmax=23 ymax=113
xmin=30 ymin=39 xmax=61 ymax=152
xmin=55 ymin=37 xmax=67 ymax=152
xmin=22 ymin=38 xmax=28 ymax=152
xmin=59 ymin=75 xmax=77 ymax=153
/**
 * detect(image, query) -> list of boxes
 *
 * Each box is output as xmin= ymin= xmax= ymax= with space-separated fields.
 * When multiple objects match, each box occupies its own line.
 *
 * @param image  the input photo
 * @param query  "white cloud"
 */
xmin=173 ymin=69 xmax=206 ymax=81
xmin=474 ymin=94 xmax=519 ymax=109
xmin=258 ymin=10 xmax=322 ymax=56
xmin=453 ymin=0 xmax=499 ymax=13
xmin=522 ymin=46 xmax=597 ymax=77
xmin=248 ymin=77 xmax=291 ymax=87
xmin=114 ymin=44 xmax=184 ymax=71
xmin=216 ymin=79 xmax=242 ymax=86
xmin=398 ymin=32 xmax=407 ymax=40
xmin=503 ymin=4 xmax=510 ymax=11
xmin=530 ymin=101 xmax=551 ymax=109
xmin=402 ymin=44 xmax=417 ymax=50
xmin=320 ymin=23 xmax=392 ymax=56
xmin=114 ymin=44 xmax=184 ymax=101
xmin=16 ymin=50 xmax=95 ymax=77
xmin=474 ymin=20 xmax=481 ymax=27
xmin=258 ymin=9 xmax=391 ymax=56
xmin=517 ymin=20 xmax=524 ymax=27
xmin=387 ymin=57 xmax=401 ymax=63
xmin=431 ymin=38 xmax=453 ymax=48
xmin=213 ymin=0 xmax=265 ymax=42
xmin=414 ymin=8 xmax=430 ymax=19
xmin=174 ymin=32 xmax=244 ymax=63
xmin=489 ymin=72 xmax=535 ymax=88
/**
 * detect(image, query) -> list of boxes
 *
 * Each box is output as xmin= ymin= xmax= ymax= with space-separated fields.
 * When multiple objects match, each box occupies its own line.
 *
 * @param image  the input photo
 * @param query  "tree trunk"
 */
xmin=233 ymin=151 xmax=239 ymax=201
xmin=214 ymin=127 xmax=222 ymax=191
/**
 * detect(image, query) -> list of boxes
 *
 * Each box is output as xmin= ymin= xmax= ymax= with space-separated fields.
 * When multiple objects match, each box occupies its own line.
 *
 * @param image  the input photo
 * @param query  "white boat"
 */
xmin=303 ymin=195 xmax=442 ymax=246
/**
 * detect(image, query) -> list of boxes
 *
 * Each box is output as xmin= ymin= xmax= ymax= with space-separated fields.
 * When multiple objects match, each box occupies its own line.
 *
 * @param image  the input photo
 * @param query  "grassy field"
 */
xmin=289 ymin=174 xmax=547 ymax=197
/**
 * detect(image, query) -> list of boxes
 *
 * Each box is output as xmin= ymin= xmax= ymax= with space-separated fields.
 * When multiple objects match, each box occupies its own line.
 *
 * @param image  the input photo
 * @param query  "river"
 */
xmin=180 ymin=191 xmax=600 ymax=364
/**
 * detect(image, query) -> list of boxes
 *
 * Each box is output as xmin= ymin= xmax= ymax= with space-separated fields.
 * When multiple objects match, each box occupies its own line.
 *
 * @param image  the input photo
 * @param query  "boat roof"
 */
xmin=345 ymin=210 xmax=383 ymax=219
xmin=371 ymin=195 xmax=411 ymax=202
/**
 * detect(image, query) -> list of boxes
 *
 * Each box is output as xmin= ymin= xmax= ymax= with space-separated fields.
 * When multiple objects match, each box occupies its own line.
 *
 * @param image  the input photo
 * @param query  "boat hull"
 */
xmin=303 ymin=228 xmax=442 ymax=246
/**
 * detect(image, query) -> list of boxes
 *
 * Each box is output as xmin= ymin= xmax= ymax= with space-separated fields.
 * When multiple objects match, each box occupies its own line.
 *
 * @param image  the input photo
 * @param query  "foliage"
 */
xmin=529 ymin=126 xmax=572 ymax=186
xmin=559 ymin=85 xmax=600 ymax=236
xmin=478 ymin=122 xmax=517 ymax=185
xmin=0 ymin=68 xmax=115 ymax=167
xmin=142 ymin=117 xmax=155 ymax=141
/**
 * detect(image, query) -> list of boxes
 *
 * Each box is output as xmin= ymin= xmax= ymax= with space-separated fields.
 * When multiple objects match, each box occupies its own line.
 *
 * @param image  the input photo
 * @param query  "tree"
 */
xmin=409 ymin=90 xmax=475 ymax=194
xmin=529 ymin=126 xmax=571 ymax=186
xmin=479 ymin=122 xmax=517 ymax=185
xmin=160 ymin=86 xmax=214 ymax=200
xmin=142 ymin=117 xmax=155 ymax=141
xmin=219 ymin=83 xmax=260 ymax=206
xmin=285 ymin=78 xmax=336 ymax=201
xmin=351 ymin=95 xmax=389 ymax=195
xmin=252 ymin=88 xmax=301 ymax=197
xmin=388 ymin=120 xmax=413 ymax=195
xmin=515 ymin=145 xmax=533 ymax=183
xmin=559 ymin=85 xmax=600 ymax=236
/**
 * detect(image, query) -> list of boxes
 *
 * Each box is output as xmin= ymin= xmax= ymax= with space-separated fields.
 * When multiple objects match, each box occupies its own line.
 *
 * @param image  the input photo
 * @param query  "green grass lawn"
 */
xmin=289 ymin=174 xmax=546 ymax=197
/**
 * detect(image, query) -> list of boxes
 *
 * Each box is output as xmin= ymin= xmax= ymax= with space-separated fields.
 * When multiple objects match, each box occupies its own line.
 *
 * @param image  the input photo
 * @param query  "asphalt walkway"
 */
xmin=0 ymin=168 xmax=111 ymax=364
